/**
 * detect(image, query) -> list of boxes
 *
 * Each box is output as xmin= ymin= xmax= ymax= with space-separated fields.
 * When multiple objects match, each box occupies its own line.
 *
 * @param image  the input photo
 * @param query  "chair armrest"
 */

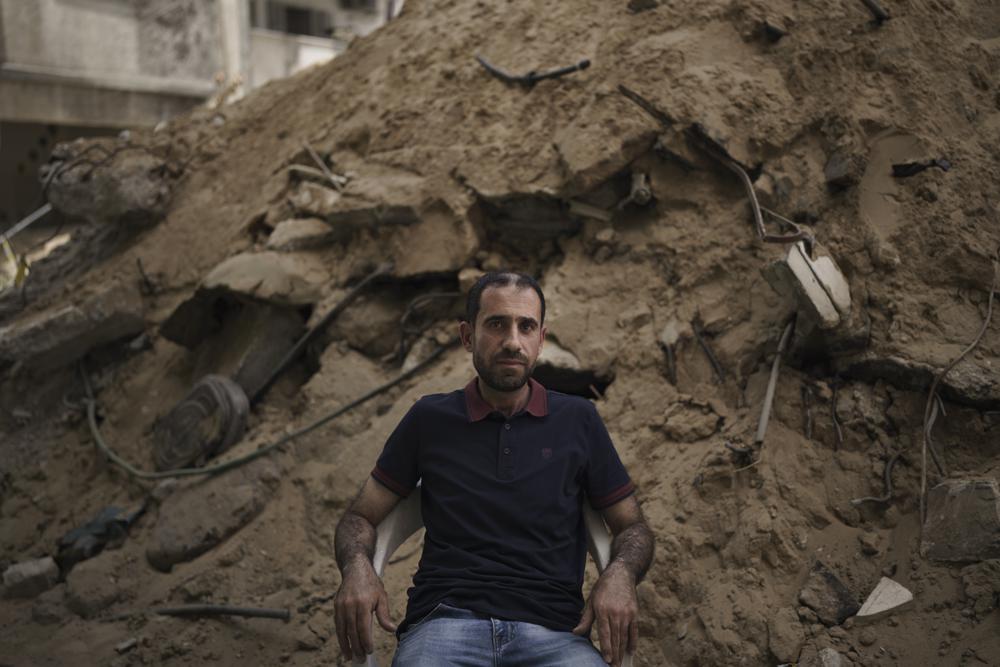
xmin=372 ymin=488 xmax=423 ymax=578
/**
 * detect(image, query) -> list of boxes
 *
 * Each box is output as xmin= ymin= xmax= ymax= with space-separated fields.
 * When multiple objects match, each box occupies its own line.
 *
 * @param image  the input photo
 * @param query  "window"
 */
xmin=339 ymin=0 xmax=377 ymax=13
xmin=249 ymin=1 xmax=333 ymax=37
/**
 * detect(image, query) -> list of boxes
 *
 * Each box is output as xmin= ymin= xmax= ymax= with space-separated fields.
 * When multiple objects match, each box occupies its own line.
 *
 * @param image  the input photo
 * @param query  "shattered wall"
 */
xmin=2 ymin=0 xmax=1000 ymax=665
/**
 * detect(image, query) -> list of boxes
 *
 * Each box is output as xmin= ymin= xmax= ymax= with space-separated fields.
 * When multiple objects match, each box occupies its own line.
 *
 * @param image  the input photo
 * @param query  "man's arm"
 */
xmin=334 ymin=477 xmax=404 ymax=660
xmin=572 ymin=495 xmax=654 ymax=667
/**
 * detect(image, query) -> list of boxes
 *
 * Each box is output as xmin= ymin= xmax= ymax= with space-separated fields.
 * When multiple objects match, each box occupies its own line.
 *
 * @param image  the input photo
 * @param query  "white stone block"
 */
xmin=855 ymin=577 xmax=913 ymax=623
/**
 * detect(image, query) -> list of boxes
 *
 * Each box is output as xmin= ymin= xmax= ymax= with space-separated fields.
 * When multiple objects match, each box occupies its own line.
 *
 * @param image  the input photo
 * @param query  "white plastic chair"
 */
xmin=356 ymin=487 xmax=635 ymax=666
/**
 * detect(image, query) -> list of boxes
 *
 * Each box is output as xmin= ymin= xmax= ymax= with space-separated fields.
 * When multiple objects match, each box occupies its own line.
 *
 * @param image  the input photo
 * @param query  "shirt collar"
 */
xmin=464 ymin=377 xmax=548 ymax=422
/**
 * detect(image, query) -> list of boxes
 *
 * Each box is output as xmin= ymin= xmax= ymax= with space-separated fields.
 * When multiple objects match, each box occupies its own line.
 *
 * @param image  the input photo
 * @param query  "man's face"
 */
xmin=460 ymin=285 xmax=546 ymax=393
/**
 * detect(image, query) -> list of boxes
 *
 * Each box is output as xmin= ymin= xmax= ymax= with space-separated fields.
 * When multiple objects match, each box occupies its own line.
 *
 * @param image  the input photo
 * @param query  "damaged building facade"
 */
xmin=0 ymin=0 xmax=400 ymax=232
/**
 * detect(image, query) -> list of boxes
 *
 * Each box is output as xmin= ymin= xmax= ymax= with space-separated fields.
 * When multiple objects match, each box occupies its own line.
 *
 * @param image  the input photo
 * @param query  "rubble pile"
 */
xmin=2 ymin=0 xmax=1000 ymax=665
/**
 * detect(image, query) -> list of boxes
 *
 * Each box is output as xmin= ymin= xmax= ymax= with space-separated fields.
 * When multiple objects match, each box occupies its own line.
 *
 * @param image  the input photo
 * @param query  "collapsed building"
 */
xmin=2 ymin=0 xmax=1000 ymax=665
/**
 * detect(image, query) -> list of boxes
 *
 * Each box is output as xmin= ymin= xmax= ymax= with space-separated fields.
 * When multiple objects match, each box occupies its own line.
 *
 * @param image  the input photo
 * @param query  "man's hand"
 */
xmin=334 ymin=558 xmax=397 ymax=660
xmin=572 ymin=561 xmax=638 ymax=667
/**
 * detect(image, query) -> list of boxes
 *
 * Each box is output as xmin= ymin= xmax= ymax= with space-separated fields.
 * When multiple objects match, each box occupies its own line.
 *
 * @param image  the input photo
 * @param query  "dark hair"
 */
xmin=464 ymin=271 xmax=546 ymax=325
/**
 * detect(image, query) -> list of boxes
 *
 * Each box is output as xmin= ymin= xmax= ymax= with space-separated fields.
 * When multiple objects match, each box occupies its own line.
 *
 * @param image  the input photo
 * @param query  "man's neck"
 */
xmin=477 ymin=377 xmax=530 ymax=418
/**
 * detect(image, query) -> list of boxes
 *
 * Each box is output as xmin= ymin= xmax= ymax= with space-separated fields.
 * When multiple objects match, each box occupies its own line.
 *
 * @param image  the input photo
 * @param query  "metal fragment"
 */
xmin=475 ymin=55 xmax=590 ymax=87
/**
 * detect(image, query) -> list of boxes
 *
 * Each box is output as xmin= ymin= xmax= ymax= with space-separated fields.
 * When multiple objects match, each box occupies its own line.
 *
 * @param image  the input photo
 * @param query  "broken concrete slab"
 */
xmin=266 ymin=218 xmax=340 ymax=251
xmin=146 ymin=458 xmax=281 ymax=572
xmin=2 ymin=556 xmax=59 ymax=599
xmin=287 ymin=167 xmax=423 ymax=231
xmin=0 ymin=281 xmax=144 ymax=372
xmin=387 ymin=200 xmax=480 ymax=278
xmin=854 ymin=577 xmax=913 ymax=623
xmin=202 ymin=251 xmax=328 ymax=307
xmin=44 ymin=138 xmax=172 ymax=228
xmin=922 ymin=479 xmax=1000 ymax=562
xmin=763 ymin=242 xmax=851 ymax=330
xmin=768 ymin=606 xmax=805 ymax=663
xmin=798 ymin=561 xmax=860 ymax=626
xmin=961 ymin=559 xmax=1000 ymax=617
xmin=838 ymin=353 xmax=1000 ymax=409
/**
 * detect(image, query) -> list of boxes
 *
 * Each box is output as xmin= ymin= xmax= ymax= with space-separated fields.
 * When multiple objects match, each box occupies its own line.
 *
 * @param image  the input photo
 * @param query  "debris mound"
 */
xmin=3 ymin=1 xmax=1000 ymax=665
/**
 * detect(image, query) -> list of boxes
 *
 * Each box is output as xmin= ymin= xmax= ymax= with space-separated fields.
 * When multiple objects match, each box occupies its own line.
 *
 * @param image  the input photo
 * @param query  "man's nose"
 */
xmin=501 ymin=325 xmax=523 ymax=352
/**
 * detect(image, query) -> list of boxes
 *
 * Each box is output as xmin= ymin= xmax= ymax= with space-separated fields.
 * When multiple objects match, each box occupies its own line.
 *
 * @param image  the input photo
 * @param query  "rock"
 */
xmin=2 ymin=556 xmax=59 ymax=598
xmin=855 ymin=577 xmax=913 ymax=623
xmin=858 ymin=628 xmax=877 ymax=646
xmin=323 ymin=291 xmax=405 ymax=358
xmin=768 ymin=606 xmax=805 ymax=663
xmin=266 ymin=218 xmax=340 ymax=251
xmin=286 ymin=181 xmax=343 ymax=219
xmin=146 ymin=460 xmax=278 ymax=572
xmin=922 ymin=479 xmax=1000 ymax=562
xmin=44 ymin=138 xmax=172 ymax=228
xmin=662 ymin=399 xmax=721 ymax=442
xmin=762 ymin=242 xmax=851 ymax=330
xmin=0 ymin=281 xmax=144 ymax=372
xmin=532 ymin=338 xmax=611 ymax=396
xmin=201 ymin=251 xmax=328 ymax=308
xmin=802 ymin=647 xmax=846 ymax=667
xmin=31 ymin=585 xmax=68 ymax=624
xmin=960 ymin=559 xmax=1000 ymax=617
xmin=65 ymin=552 xmax=128 ymax=618
xmin=858 ymin=532 xmax=882 ymax=556
xmin=798 ymin=561 xmax=860 ymax=626
xmin=386 ymin=201 xmax=480 ymax=278
xmin=824 ymin=150 xmax=864 ymax=191
xmin=459 ymin=267 xmax=485 ymax=295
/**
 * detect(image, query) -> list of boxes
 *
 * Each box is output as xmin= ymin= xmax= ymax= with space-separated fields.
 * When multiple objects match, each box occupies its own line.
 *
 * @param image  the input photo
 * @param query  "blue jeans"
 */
xmin=391 ymin=603 xmax=606 ymax=667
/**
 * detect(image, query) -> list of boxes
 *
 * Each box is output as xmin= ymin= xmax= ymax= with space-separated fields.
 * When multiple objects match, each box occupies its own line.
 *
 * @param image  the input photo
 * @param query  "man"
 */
xmin=334 ymin=272 xmax=653 ymax=667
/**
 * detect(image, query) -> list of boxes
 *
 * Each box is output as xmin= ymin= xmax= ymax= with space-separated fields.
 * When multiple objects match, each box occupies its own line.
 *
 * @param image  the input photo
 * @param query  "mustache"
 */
xmin=494 ymin=353 xmax=528 ymax=364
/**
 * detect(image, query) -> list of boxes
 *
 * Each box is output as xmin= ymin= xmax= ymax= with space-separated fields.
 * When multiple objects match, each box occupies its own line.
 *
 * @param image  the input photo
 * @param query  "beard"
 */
xmin=473 ymin=348 xmax=535 ymax=392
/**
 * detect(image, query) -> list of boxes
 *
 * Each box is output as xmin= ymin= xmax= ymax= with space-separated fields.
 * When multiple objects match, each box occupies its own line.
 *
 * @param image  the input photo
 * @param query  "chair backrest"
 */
xmin=358 ymin=486 xmax=632 ymax=667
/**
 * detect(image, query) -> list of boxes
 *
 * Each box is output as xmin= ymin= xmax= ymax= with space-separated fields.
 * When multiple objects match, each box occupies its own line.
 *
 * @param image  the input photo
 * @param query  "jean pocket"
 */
xmin=399 ymin=602 xmax=448 ymax=640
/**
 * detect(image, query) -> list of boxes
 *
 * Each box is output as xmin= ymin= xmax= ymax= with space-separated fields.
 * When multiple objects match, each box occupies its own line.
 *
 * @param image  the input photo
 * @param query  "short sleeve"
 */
xmin=371 ymin=402 xmax=422 ymax=497
xmin=584 ymin=403 xmax=636 ymax=510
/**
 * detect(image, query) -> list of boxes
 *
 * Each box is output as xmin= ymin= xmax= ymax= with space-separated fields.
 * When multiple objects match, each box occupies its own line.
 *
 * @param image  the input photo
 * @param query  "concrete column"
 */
xmin=218 ymin=0 xmax=250 ymax=100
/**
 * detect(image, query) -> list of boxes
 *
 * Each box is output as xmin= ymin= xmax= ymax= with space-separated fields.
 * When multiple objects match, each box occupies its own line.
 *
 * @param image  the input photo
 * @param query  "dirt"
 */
xmin=3 ymin=0 xmax=1000 ymax=665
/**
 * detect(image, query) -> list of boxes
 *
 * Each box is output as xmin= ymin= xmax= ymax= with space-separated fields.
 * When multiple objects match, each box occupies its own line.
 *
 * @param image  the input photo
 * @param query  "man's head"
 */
xmin=460 ymin=272 xmax=547 ymax=393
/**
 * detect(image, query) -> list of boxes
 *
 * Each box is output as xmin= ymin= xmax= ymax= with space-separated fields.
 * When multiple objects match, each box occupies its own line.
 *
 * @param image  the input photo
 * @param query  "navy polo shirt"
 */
xmin=371 ymin=377 xmax=635 ymax=634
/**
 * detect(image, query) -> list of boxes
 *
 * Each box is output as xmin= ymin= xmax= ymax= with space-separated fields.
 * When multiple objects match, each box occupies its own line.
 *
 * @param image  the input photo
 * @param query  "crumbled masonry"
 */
xmin=2 ymin=0 xmax=1000 ymax=664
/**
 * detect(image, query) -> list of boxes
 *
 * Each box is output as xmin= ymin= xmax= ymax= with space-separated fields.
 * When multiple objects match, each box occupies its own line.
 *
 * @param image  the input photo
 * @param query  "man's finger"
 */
xmin=357 ymin=604 xmax=375 ymax=655
xmin=344 ymin=605 xmax=359 ymax=660
xmin=627 ymin=619 xmax=638 ymax=655
xmin=598 ymin=614 xmax=613 ymax=664
xmin=335 ymin=603 xmax=351 ymax=658
xmin=610 ymin=617 xmax=622 ymax=667
xmin=375 ymin=592 xmax=398 ymax=633
xmin=572 ymin=600 xmax=595 ymax=636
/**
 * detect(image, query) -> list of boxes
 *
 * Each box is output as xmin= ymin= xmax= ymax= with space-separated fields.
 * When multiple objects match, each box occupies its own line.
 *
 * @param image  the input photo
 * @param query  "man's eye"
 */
xmin=520 ymin=322 xmax=535 ymax=332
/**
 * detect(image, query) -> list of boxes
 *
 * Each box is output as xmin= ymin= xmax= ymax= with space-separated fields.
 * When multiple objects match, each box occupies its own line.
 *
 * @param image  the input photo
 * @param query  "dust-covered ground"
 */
xmin=2 ymin=0 xmax=1000 ymax=665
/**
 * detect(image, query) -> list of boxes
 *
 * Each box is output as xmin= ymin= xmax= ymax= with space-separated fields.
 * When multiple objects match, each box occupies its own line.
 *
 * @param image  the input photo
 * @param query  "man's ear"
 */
xmin=539 ymin=325 xmax=547 ymax=352
xmin=459 ymin=320 xmax=474 ymax=352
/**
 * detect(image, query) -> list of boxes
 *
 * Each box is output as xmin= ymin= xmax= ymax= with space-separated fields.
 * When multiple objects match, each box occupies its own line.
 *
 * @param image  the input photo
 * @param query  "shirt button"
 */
xmin=503 ymin=448 xmax=511 ymax=454
xmin=504 ymin=423 xmax=511 ymax=430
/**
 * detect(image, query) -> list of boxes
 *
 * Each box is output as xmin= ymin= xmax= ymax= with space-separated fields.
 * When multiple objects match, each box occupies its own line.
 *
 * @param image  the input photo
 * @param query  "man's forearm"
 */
xmin=609 ymin=521 xmax=654 ymax=584
xmin=335 ymin=510 xmax=377 ymax=573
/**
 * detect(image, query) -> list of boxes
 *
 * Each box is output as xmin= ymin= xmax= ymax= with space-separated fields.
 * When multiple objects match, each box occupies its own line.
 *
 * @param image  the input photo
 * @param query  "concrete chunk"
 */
xmin=201 ymin=251 xmax=328 ymax=307
xmin=922 ymin=479 xmax=1000 ymax=562
xmin=798 ymin=561 xmax=860 ymax=626
xmin=2 ymin=557 xmax=59 ymax=599
xmin=763 ymin=242 xmax=851 ymax=329
xmin=0 ymin=281 xmax=144 ymax=371
xmin=266 ymin=217 xmax=341 ymax=250
xmin=855 ymin=577 xmax=913 ymax=622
